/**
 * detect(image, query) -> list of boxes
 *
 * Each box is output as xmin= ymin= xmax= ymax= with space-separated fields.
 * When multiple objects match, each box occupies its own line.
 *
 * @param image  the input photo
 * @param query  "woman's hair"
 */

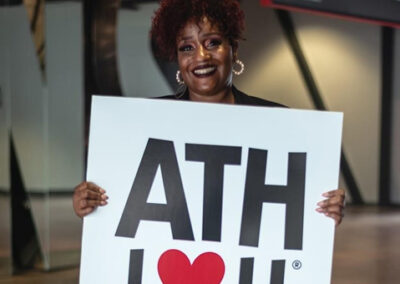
xmin=150 ymin=0 xmax=245 ymax=61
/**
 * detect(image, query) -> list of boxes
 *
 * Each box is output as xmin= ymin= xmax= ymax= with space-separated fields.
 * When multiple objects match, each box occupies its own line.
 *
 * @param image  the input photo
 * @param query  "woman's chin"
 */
xmin=189 ymin=86 xmax=220 ymax=97
xmin=187 ymin=84 xmax=233 ymax=102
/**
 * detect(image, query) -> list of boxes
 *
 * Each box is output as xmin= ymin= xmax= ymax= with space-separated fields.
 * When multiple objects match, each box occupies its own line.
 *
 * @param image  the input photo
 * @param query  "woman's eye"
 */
xmin=207 ymin=39 xmax=222 ymax=48
xmin=178 ymin=45 xmax=193 ymax=52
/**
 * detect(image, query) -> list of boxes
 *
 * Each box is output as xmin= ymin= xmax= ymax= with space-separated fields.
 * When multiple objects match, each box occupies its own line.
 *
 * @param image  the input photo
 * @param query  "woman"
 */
xmin=73 ymin=0 xmax=345 ymax=225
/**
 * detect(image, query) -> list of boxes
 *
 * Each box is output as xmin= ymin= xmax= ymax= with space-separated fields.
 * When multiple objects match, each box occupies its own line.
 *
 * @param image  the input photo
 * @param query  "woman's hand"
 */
xmin=73 ymin=181 xmax=108 ymax=218
xmin=316 ymin=189 xmax=345 ymax=227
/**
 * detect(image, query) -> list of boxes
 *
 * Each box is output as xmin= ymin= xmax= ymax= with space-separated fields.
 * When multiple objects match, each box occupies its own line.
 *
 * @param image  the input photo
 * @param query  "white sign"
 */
xmin=80 ymin=96 xmax=343 ymax=284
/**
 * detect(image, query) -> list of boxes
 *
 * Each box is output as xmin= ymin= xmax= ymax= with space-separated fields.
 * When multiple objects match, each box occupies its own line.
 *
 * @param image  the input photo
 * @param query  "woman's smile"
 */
xmin=192 ymin=64 xmax=217 ymax=77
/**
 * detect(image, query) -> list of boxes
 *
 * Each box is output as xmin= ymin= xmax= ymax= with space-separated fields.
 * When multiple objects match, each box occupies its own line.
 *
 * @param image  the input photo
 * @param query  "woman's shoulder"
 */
xmin=157 ymin=94 xmax=178 ymax=100
xmin=156 ymin=91 xmax=189 ymax=101
xmin=232 ymin=87 xmax=287 ymax=108
xmin=154 ymin=87 xmax=287 ymax=108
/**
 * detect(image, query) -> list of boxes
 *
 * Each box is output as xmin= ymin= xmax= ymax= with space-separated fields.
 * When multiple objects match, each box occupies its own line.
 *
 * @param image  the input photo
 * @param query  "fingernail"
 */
xmin=322 ymin=192 xmax=329 ymax=197
xmin=324 ymin=212 xmax=329 ymax=216
xmin=100 ymin=188 xmax=106 ymax=193
xmin=101 ymin=201 xmax=107 ymax=205
xmin=316 ymin=208 xmax=323 ymax=213
xmin=317 ymin=201 xmax=323 ymax=206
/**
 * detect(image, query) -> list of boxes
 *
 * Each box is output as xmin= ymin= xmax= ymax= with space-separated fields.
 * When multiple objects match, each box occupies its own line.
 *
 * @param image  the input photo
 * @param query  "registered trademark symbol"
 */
xmin=292 ymin=260 xmax=302 ymax=270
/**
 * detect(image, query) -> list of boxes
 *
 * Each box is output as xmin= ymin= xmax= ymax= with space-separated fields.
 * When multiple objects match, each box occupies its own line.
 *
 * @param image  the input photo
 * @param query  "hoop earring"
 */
xmin=232 ymin=59 xmax=245 ymax=76
xmin=176 ymin=70 xmax=184 ymax=85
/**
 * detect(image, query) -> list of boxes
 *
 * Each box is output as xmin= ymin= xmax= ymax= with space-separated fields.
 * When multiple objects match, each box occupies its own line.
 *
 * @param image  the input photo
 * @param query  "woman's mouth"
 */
xmin=192 ymin=65 xmax=217 ymax=77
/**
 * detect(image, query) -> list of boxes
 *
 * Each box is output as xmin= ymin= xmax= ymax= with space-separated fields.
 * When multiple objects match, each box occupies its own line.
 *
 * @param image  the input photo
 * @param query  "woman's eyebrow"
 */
xmin=178 ymin=32 xmax=221 ymax=42
xmin=201 ymin=32 xmax=221 ymax=37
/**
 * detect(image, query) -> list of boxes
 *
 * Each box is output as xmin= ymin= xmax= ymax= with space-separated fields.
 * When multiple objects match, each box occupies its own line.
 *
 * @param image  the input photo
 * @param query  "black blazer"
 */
xmin=158 ymin=85 xmax=286 ymax=108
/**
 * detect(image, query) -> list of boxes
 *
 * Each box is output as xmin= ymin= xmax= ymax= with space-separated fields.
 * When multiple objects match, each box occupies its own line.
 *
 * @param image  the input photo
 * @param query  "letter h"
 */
xmin=239 ymin=149 xmax=306 ymax=250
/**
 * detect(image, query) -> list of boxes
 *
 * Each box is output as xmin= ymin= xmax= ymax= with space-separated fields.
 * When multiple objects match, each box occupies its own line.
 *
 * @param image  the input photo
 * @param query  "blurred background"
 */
xmin=0 ymin=0 xmax=400 ymax=283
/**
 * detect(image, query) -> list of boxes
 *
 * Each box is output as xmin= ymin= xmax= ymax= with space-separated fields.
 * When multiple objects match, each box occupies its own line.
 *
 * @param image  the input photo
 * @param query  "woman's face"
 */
xmin=176 ymin=18 xmax=235 ymax=99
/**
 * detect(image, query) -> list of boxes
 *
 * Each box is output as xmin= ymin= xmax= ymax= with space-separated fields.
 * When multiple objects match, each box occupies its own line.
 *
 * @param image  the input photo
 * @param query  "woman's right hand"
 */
xmin=73 ymin=181 xmax=108 ymax=218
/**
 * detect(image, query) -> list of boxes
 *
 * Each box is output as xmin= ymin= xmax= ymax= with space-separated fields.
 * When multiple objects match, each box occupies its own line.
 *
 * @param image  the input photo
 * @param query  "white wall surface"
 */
xmin=0 ymin=3 xmax=84 ymax=193
xmin=234 ymin=6 xmax=313 ymax=109
xmin=236 ymin=1 xmax=383 ymax=203
xmin=7 ymin=6 xmax=47 ymax=192
xmin=0 ymin=6 xmax=12 ymax=275
xmin=45 ymin=3 xmax=85 ymax=268
xmin=0 ymin=3 xmax=85 ymax=269
xmin=292 ymin=13 xmax=381 ymax=203
xmin=0 ymin=6 xmax=11 ymax=191
xmin=46 ymin=2 xmax=84 ymax=190
xmin=2 ymin=5 xmax=50 ymax=268
xmin=118 ymin=3 xmax=172 ymax=98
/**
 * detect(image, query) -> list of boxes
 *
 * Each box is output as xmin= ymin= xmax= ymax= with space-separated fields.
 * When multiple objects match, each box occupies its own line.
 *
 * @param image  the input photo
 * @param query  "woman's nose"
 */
xmin=197 ymin=45 xmax=211 ymax=60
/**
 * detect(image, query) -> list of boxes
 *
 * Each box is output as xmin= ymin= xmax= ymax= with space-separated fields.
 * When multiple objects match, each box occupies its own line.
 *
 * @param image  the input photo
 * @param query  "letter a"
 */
xmin=116 ymin=138 xmax=194 ymax=240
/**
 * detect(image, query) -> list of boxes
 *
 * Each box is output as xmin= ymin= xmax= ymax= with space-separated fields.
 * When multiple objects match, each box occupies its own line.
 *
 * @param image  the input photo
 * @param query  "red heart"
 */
xmin=158 ymin=249 xmax=225 ymax=284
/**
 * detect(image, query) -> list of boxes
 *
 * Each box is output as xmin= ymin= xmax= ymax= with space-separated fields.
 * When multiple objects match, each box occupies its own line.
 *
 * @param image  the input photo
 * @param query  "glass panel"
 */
xmin=45 ymin=0 xmax=84 ymax=269
xmin=0 ymin=2 xmax=16 ymax=277
xmin=0 ymin=0 xmax=84 ymax=272
xmin=118 ymin=2 xmax=174 ymax=97
xmin=0 ymin=33 xmax=11 ymax=274
xmin=8 ymin=1 xmax=49 ymax=270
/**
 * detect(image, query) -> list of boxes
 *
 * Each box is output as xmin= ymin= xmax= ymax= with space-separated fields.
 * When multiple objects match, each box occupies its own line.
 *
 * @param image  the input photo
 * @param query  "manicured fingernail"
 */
xmin=100 ymin=188 xmax=106 ymax=193
xmin=101 ymin=201 xmax=107 ymax=205
xmin=317 ymin=201 xmax=323 ymax=206
xmin=324 ymin=212 xmax=329 ymax=216
xmin=316 ymin=208 xmax=323 ymax=213
xmin=322 ymin=192 xmax=329 ymax=197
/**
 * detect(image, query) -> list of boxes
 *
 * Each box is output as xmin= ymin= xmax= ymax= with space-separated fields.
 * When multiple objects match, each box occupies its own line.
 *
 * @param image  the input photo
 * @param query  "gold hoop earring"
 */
xmin=176 ymin=70 xmax=184 ymax=85
xmin=233 ymin=59 xmax=245 ymax=76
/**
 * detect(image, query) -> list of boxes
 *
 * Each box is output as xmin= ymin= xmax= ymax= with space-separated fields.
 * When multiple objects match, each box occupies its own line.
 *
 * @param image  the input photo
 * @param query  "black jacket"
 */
xmin=159 ymin=86 xmax=286 ymax=108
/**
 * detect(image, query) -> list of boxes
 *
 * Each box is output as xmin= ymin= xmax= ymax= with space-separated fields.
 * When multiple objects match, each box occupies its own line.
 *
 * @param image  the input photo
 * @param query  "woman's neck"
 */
xmin=188 ymin=86 xmax=235 ymax=104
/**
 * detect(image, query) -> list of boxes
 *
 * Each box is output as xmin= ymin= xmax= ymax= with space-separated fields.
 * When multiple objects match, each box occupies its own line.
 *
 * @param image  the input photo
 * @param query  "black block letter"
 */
xmin=270 ymin=260 xmax=285 ymax=284
xmin=239 ymin=149 xmax=306 ymax=250
xmin=128 ymin=249 xmax=144 ymax=284
xmin=116 ymin=138 xmax=194 ymax=240
xmin=239 ymin=258 xmax=254 ymax=284
xmin=186 ymin=144 xmax=241 ymax=241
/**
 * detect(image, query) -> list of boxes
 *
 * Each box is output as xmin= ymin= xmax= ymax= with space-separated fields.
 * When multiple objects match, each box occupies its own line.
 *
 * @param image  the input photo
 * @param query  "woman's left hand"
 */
xmin=316 ymin=189 xmax=345 ymax=227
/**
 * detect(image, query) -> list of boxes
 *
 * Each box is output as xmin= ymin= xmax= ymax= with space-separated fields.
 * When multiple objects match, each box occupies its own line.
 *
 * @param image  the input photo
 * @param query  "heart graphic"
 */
xmin=158 ymin=249 xmax=225 ymax=284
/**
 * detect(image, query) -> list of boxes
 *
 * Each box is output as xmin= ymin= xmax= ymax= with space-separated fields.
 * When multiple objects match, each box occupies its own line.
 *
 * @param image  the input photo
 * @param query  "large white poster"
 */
xmin=80 ymin=96 xmax=343 ymax=284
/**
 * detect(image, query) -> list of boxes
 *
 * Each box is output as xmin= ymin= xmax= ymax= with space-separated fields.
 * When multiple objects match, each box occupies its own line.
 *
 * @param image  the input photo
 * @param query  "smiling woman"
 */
xmin=72 ymin=0 xmax=346 ymax=228
xmin=149 ymin=0 xmax=288 ymax=106
xmin=175 ymin=18 xmax=236 ymax=103
xmin=150 ymin=0 xmax=245 ymax=104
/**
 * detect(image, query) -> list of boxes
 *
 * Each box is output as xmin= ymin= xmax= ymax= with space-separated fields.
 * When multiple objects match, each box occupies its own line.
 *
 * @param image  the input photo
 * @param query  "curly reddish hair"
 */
xmin=150 ymin=0 xmax=245 ymax=61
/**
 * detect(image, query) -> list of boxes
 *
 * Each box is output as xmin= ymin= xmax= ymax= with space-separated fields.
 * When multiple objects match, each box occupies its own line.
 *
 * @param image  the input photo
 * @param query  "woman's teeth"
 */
xmin=193 ymin=67 xmax=216 ymax=75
